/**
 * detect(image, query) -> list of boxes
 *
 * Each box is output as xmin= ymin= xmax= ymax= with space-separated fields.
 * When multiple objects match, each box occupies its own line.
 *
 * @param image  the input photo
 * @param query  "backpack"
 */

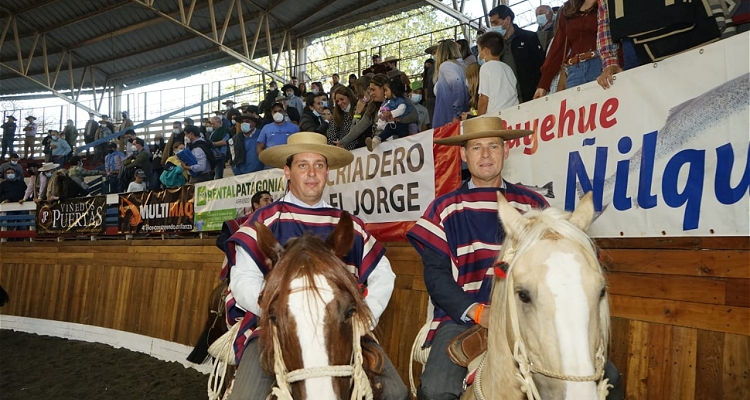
xmin=189 ymin=140 xmax=217 ymax=170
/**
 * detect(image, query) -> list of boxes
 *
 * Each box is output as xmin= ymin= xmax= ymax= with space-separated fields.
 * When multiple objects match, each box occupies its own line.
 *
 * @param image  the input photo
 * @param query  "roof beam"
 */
xmin=296 ymin=0 xmax=423 ymax=38
xmin=14 ymin=0 xmax=132 ymax=39
xmin=131 ymin=0 xmax=285 ymax=82
xmin=0 ymin=60 xmax=99 ymax=115
xmin=423 ymin=0 xmax=481 ymax=29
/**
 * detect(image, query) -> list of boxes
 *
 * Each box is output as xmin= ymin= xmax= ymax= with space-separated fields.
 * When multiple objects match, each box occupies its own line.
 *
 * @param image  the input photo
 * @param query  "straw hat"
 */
xmin=433 ymin=117 xmax=533 ymax=146
xmin=39 ymin=162 xmax=60 ymax=172
xmin=259 ymin=132 xmax=354 ymax=170
xmin=383 ymin=56 xmax=400 ymax=63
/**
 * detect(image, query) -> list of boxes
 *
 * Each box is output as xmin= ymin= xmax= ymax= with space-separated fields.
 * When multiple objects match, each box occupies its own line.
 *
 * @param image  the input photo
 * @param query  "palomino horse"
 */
xmin=465 ymin=192 xmax=611 ymax=400
xmin=255 ymin=212 xmax=378 ymax=400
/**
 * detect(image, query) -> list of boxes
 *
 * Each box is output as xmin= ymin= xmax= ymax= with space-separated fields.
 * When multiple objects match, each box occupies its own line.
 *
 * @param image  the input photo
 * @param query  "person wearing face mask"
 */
xmin=259 ymin=81 xmax=280 ymax=119
xmin=161 ymin=141 xmax=190 ymax=188
xmin=488 ymin=5 xmax=545 ymax=103
xmin=207 ymin=116 xmax=230 ymax=179
xmin=104 ymin=142 xmax=125 ymax=194
xmin=476 ymin=31 xmax=519 ymax=116
xmin=281 ymin=84 xmax=304 ymax=116
xmin=256 ymin=103 xmax=299 ymax=157
xmin=35 ymin=162 xmax=58 ymax=201
xmin=536 ymin=5 xmax=556 ymax=52
xmin=272 ymin=95 xmax=300 ymax=126
xmin=123 ymin=129 xmax=151 ymax=159
xmin=230 ymin=114 xmax=265 ymax=175
xmin=0 ymin=167 xmax=27 ymax=204
xmin=309 ymin=81 xmax=325 ymax=98
xmin=48 ymin=129 xmax=72 ymax=165
xmin=407 ymin=82 xmax=431 ymax=133
xmin=0 ymin=153 xmax=23 ymax=181
xmin=299 ymin=93 xmax=331 ymax=134
xmin=162 ymin=121 xmax=185 ymax=166
xmin=326 ymin=86 xmax=364 ymax=150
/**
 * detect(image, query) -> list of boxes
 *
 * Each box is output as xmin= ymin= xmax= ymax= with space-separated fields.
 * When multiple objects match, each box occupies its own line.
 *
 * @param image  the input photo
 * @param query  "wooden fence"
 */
xmin=0 ymin=236 xmax=747 ymax=399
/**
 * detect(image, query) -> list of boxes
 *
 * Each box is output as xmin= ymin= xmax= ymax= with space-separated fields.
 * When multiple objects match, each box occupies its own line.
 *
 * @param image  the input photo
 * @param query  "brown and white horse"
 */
xmin=465 ymin=192 xmax=611 ymax=400
xmin=255 ymin=212 xmax=377 ymax=400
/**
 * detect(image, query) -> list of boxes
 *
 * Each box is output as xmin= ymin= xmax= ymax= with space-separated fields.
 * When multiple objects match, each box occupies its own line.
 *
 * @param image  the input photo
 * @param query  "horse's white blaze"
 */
xmin=544 ymin=251 xmax=598 ymax=399
xmin=288 ymin=274 xmax=337 ymax=399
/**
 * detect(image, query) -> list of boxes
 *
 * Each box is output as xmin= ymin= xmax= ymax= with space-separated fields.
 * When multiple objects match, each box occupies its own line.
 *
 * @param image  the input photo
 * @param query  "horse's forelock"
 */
xmin=258 ymin=233 xmax=372 ymax=375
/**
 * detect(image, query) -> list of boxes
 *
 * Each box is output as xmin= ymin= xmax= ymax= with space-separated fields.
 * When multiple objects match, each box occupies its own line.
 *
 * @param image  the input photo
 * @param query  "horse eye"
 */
xmin=600 ymin=287 xmax=607 ymax=299
xmin=345 ymin=307 xmax=356 ymax=319
xmin=269 ymin=313 xmax=277 ymax=323
xmin=517 ymin=290 xmax=531 ymax=304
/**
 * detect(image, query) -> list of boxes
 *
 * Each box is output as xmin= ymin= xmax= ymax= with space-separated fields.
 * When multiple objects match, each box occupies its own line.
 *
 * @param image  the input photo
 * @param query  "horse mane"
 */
xmin=258 ymin=233 xmax=374 ymax=374
xmin=499 ymin=206 xmax=610 ymax=351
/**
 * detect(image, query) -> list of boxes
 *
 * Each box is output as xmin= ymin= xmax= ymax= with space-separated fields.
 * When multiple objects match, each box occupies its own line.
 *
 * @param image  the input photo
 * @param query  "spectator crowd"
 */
xmin=1 ymin=1 xmax=743 ymax=202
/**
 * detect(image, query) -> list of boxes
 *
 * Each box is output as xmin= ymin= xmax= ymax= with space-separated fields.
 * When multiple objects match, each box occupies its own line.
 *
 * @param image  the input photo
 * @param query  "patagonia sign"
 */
xmin=36 ymin=196 xmax=106 ymax=235
xmin=118 ymin=186 xmax=194 ymax=233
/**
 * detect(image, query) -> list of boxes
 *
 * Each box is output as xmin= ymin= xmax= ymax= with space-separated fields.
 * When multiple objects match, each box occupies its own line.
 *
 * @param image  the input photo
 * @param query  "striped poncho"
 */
xmin=406 ymin=181 xmax=548 ymax=346
xmin=222 ymin=200 xmax=385 ymax=363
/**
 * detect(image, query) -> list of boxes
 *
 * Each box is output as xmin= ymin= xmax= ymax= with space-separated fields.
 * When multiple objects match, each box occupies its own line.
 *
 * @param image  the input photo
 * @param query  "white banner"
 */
xmin=324 ymin=129 xmax=436 ymax=223
xmin=193 ymin=169 xmax=286 ymax=231
xmin=499 ymin=33 xmax=749 ymax=237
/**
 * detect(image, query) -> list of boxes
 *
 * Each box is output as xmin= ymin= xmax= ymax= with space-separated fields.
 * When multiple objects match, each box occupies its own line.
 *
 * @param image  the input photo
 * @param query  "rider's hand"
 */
xmin=597 ymin=65 xmax=623 ymax=89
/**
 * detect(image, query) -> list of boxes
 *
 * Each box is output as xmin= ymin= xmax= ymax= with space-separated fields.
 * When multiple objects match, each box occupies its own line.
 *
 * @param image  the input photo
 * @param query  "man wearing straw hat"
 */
xmin=407 ymin=117 xmax=550 ymax=399
xmin=407 ymin=117 xmax=623 ymax=399
xmin=223 ymin=132 xmax=408 ymax=400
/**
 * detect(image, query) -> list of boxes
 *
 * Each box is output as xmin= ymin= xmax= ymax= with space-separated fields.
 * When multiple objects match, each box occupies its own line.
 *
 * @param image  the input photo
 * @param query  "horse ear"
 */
xmin=497 ymin=191 xmax=529 ymax=240
xmin=569 ymin=191 xmax=595 ymax=232
xmin=254 ymin=221 xmax=282 ymax=268
xmin=326 ymin=211 xmax=355 ymax=258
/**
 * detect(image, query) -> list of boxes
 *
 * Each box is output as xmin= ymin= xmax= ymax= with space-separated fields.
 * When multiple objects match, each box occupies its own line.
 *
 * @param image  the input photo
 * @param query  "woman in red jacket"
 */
xmin=534 ymin=0 xmax=599 ymax=99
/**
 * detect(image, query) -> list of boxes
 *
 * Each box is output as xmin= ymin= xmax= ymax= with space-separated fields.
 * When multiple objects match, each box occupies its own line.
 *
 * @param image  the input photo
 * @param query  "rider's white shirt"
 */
xmin=229 ymin=192 xmax=395 ymax=325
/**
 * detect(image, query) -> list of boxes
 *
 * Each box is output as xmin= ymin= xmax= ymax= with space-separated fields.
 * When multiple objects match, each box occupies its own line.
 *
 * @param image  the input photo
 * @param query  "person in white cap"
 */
xmin=222 ymin=131 xmax=408 ymax=400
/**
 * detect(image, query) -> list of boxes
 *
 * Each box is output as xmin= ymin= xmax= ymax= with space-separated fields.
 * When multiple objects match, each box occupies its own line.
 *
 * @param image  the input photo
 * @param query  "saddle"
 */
xmin=447 ymin=324 xmax=488 ymax=368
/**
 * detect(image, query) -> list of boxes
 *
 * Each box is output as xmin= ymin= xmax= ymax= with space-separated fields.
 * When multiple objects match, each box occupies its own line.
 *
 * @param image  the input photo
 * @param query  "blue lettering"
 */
xmin=715 ymin=143 xmax=750 ymax=205
xmin=662 ymin=149 xmax=705 ymax=230
xmin=565 ymin=147 xmax=606 ymax=211
xmin=613 ymin=136 xmax=632 ymax=211
xmin=637 ymin=131 xmax=658 ymax=209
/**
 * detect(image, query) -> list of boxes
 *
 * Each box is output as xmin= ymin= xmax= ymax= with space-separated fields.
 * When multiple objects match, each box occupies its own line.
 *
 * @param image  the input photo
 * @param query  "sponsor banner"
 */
xmin=36 ymin=196 xmax=106 ymax=235
xmin=193 ymin=169 xmax=286 ymax=231
xmin=498 ymin=34 xmax=749 ymax=237
xmin=118 ymin=186 xmax=195 ymax=233
xmin=325 ymin=130 xmax=436 ymax=223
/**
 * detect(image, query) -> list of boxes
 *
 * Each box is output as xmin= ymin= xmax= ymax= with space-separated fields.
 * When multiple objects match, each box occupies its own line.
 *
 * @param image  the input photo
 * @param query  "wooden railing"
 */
xmin=0 ymin=236 xmax=747 ymax=399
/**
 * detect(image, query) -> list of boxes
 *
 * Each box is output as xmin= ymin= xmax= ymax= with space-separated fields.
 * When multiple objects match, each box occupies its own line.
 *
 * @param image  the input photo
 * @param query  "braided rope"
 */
xmin=479 ymin=243 xmax=611 ymax=400
xmin=408 ymin=321 xmax=432 ymax=397
xmin=268 ymin=319 xmax=373 ymax=400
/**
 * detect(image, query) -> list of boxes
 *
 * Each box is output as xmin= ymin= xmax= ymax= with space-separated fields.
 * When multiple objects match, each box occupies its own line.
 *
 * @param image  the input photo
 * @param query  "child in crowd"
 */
xmin=127 ymin=169 xmax=148 ymax=192
xmin=366 ymin=76 xmax=412 ymax=151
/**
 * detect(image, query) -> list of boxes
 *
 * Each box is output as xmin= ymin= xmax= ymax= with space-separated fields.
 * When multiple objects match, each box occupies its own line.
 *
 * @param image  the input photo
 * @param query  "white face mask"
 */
xmin=45 ymin=172 xmax=53 ymax=177
xmin=173 ymin=129 xmax=180 ymax=134
xmin=240 ymin=122 xmax=252 ymax=133
xmin=411 ymin=94 xmax=423 ymax=103
xmin=10 ymin=160 xmax=18 ymax=165
xmin=206 ymin=127 xmax=214 ymax=133
xmin=6 ymin=174 xmax=15 ymax=180
xmin=273 ymin=112 xmax=285 ymax=123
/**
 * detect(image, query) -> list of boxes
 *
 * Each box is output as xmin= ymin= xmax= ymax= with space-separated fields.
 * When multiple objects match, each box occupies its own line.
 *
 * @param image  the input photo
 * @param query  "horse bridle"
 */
xmin=473 ymin=245 xmax=612 ymax=400
xmin=267 ymin=318 xmax=374 ymax=400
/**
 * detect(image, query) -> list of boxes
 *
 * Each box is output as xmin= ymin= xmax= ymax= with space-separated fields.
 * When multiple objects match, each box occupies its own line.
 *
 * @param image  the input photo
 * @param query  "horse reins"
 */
xmin=473 ymin=245 xmax=612 ymax=400
xmin=267 ymin=319 xmax=373 ymax=400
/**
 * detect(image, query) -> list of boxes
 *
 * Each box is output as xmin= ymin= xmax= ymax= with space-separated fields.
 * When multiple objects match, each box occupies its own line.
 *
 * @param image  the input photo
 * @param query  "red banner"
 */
xmin=366 ymin=122 xmax=462 ymax=242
